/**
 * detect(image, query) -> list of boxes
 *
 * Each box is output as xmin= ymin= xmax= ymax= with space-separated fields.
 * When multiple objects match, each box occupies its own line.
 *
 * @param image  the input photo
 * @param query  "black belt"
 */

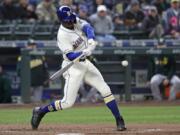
xmin=79 ymin=58 xmax=86 ymax=62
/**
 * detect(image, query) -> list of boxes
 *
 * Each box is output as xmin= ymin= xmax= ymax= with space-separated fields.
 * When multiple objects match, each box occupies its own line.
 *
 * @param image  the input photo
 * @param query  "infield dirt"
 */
xmin=0 ymin=123 xmax=180 ymax=135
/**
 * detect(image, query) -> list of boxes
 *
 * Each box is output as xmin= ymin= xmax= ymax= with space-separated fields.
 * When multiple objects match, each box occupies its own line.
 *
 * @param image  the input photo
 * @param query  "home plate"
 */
xmin=138 ymin=128 xmax=163 ymax=133
xmin=57 ymin=133 xmax=84 ymax=135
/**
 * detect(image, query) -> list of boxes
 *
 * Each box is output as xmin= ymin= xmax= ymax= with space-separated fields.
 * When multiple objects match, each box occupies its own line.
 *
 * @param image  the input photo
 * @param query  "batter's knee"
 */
xmin=61 ymin=100 xmax=75 ymax=109
xmin=98 ymin=83 xmax=112 ymax=97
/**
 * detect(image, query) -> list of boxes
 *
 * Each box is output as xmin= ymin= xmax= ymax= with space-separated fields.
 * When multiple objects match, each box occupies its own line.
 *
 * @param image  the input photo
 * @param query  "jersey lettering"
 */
xmin=72 ymin=37 xmax=84 ymax=49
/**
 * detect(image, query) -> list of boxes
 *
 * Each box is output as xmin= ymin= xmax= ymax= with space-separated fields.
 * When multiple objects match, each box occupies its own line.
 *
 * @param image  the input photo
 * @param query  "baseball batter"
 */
xmin=31 ymin=6 xmax=126 ymax=131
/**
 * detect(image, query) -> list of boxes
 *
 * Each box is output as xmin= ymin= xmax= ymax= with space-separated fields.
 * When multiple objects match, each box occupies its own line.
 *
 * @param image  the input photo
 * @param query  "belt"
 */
xmin=79 ymin=58 xmax=86 ymax=62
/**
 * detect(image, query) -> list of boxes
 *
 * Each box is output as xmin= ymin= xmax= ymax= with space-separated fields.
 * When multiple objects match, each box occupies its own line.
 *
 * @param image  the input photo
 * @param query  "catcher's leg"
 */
xmin=84 ymin=60 xmax=126 ymax=131
xmin=31 ymin=66 xmax=84 ymax=130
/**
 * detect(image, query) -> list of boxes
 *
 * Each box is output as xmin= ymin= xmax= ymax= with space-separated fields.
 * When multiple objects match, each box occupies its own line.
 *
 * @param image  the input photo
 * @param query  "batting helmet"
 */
xmin=56 ymin=6 xmax=76 ymax=23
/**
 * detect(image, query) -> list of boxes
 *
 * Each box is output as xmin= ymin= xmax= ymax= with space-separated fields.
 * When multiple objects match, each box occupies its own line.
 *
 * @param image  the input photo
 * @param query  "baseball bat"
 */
xmin=44 ymin=53 xmax=84 ymax=84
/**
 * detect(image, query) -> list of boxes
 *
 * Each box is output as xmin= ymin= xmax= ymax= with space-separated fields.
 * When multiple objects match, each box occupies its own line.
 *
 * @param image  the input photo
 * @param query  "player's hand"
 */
xmin=83 ymin=39 xmax=97 ymax=56
xmin=88 ymin=39 xmax=96 ymax=46
xmin=163 ymin=79 xmax=169 ymax=86
xmin=82 ymin=49 xmax=91 ymax=56
xmin=87 ymin=39 xmax=97 ymax=51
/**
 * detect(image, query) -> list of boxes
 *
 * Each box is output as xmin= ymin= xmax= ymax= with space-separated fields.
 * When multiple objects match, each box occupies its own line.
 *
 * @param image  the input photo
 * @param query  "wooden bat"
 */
xmin=44 ymin=53 xmax=84 ymax=84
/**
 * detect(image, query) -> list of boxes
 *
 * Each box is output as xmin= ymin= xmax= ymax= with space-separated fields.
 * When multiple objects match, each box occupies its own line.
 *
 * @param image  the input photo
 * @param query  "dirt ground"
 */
xmin=0 ymin=123 xmax=180 ymax=135
xmin=0 ymin=101 xmax=180 ymax=135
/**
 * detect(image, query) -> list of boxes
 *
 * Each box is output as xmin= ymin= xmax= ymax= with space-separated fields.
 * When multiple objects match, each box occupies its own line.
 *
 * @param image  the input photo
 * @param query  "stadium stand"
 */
xmin=14 ymin=20 xmax=35 ymax=40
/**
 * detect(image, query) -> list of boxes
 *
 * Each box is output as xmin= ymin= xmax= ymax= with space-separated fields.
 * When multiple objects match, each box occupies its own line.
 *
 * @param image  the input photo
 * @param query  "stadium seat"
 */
xmin=14 ymin=23 xmax=35 ymax=40
xmin=33 ymin=21 xmax=54 ymax=40
xmin=113 ymin=30 xmax=148 ymax=39
xmin=0 ymin=20 xmax=15 ymax=40
xmin=52 ymin=22 xmax=60 ymax=40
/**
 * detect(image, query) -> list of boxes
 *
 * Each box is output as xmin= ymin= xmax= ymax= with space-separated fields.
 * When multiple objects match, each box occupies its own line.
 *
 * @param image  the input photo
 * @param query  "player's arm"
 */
xmin=82 ymin=23 xmax=95 ymax=40
xmin=82 ymin=24 xmax=97 ymax=55
xmin=77 ymin=17 xmax=95 ymax=40
xmin=66 ymin=52 xmax=83 ymax=61
xmin=76 ymin=17 xmax=97 ymax=56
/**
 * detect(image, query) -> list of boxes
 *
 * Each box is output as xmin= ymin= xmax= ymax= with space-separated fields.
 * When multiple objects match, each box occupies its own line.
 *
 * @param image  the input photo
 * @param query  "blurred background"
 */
xmin=0 ymin=0 xmax=180 ymax=104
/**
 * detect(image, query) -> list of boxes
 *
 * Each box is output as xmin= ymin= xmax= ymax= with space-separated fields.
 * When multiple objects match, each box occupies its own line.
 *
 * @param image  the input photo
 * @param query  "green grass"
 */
xmin=0 ymin=106 xmax=180 ymax=124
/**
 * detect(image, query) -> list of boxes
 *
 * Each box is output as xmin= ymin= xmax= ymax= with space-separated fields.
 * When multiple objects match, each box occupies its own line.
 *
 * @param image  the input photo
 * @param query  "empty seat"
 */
xmin=33 ymin=22 xmax=54 ymax=40
xmin=0 ymin=22 xmax=14 ymax=40
xmin=52 ymin=22 xmax=60 ymax=40
xmin=14 ymin=24 xmax=34 ymax=40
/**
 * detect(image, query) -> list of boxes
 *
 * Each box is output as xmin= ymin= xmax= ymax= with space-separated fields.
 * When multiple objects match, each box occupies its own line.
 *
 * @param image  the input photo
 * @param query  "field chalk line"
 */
xmin=57 ymin=133 xmax=84 ymax=135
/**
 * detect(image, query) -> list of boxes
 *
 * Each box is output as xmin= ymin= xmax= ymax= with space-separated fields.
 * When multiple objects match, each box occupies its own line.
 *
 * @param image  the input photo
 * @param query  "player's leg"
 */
xmin=169 ymin=75 xmax=180 ymax=100
xmin=41 ymin=71 xmax=84 ymax=111
xmin=84 ymin=60 xmax=126 ymax=131
xmin=31 ymin=66 xmax=85 ymax=130
xmin=150 ymin=74 xmax=166 ymax=101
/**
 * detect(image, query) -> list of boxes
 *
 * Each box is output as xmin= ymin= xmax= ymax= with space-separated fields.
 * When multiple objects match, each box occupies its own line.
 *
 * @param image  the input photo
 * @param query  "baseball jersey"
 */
xmin=57 ymin=17 xmax=89 ymax=60
xmin=147 ymin=55 xmax=176 ymax=80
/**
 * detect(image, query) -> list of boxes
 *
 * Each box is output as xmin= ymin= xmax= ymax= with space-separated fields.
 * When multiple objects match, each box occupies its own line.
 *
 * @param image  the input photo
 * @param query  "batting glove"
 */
xmin=82 ymin=49 xmax=92 ymax=56
xmin=87 ymin=39 xmax=97 ymax=51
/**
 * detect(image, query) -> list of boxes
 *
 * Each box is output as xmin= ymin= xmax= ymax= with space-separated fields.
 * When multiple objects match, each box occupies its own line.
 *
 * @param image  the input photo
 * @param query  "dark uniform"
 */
xmin=148 ymin=55 xmax=180 ymax=100
xmin=17 ymin=55 xmax=48 ymax=102
xmin=148 ymin=55 xmax=175 ymax=81
xmin=0 ymin=71 xmax=12 ymax=103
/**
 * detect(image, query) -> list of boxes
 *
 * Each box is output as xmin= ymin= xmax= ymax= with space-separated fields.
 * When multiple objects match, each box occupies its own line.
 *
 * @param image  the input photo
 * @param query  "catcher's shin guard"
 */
xmin=31 ymin=107 xmax=45 ymax=130
xmin=116 ymin=116 xmax=127 ymax=131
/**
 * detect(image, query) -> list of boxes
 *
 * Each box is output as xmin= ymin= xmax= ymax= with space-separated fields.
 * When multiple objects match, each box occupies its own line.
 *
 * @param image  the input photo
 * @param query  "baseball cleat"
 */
xmin=31 ymin=107 xmax=45 ymax=130
xmin=116 ymin=117 xmax=127 ymax=131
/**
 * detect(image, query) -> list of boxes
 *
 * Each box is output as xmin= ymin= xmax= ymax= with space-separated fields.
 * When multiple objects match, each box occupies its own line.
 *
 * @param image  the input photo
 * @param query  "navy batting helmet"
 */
xmin=56 ymin=6 xmax=76 ymax=23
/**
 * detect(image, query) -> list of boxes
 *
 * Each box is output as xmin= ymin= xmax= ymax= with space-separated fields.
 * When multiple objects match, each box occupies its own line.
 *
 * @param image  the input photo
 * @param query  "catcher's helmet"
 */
xmin=56 ymin=6 xmax=76 ymax=23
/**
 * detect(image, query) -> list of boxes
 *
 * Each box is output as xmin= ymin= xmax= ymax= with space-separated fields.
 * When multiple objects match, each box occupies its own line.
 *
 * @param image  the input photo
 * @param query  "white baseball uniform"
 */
xmin=57 ymin=18 xmax=111 ymax=109
xmin=31 ymin=7 xmax=126 ymax=131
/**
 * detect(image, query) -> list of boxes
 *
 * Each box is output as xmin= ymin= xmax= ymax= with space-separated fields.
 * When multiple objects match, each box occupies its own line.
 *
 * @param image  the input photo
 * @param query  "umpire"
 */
xmin=148 ymin=38 xmax=180 ymax=101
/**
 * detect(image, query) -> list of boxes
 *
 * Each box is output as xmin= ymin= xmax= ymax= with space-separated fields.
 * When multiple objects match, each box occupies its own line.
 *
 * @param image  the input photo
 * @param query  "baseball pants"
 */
xmin=31 ymin=86 xmax=43 ymax=103
xmin=150 ymin=74 xmax=180 ymax=100
xmin=60 ymin=59 xmax=111 ymax=109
